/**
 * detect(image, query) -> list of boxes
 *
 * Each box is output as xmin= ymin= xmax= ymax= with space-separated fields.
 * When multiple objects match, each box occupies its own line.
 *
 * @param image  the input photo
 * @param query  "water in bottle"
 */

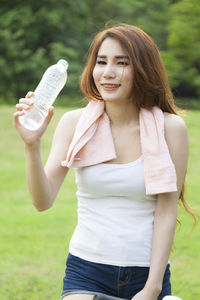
xmin=19 ymin=59 xmax=68 ymax=130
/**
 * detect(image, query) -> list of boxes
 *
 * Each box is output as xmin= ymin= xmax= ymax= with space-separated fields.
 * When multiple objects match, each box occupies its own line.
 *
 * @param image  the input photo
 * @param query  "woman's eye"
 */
xmin=97 ymin=60 xmax=106 ymax=65
xmin=118 ymin=61 xmax=129 ymax=65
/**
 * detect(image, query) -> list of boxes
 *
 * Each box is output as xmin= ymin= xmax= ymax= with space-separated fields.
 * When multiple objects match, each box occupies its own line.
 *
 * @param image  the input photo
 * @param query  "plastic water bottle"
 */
xmin=19 ymin=59 xmax=68 ymax=130
xmin=162 ymin=296 xmax=182 ymax=300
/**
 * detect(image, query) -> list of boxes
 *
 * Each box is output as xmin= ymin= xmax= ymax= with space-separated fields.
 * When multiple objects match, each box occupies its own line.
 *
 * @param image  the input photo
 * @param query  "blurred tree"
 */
xmin=119 ymin=0 xmax=172 ymax=50
xmin=0 ymin=0 xmax=199 ymax=104
xmin=0 ymin=0 xmax=82 ymax=103
xmin=163 ymin=0 xmax=200 ymax=97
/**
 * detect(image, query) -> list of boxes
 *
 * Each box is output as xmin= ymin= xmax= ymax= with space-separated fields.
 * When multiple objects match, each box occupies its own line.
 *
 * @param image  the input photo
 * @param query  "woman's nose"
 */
xmin=103 ymin=64 xmax=116 ymax=78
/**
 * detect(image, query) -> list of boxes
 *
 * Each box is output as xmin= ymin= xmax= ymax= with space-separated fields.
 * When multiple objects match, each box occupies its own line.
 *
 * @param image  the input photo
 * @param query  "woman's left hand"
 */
xmin=131 ymin=287 xmax=158 ymax=300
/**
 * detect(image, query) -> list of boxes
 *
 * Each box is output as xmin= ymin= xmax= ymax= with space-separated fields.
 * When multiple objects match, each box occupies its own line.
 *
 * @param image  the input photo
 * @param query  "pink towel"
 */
xmin=61 ymin=100 xmax=177 ymax=195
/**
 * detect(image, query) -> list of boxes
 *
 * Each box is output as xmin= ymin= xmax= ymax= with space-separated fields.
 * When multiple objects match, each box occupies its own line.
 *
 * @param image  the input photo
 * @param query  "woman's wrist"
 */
xmin=143 ymin=281 xmax=162 ymax=297
xmin=24 ymin=139 xmax=41 ymax=151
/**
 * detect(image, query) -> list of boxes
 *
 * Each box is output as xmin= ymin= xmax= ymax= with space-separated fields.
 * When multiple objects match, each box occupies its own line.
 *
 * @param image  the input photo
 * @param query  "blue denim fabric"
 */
xmin=61 ymin=253 xmax=171 ymax=299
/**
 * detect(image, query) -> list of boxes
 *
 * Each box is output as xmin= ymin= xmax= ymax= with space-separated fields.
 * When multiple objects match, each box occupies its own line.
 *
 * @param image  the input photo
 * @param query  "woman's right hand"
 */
xmin=13 ymin=91 xmax=54 ymax=147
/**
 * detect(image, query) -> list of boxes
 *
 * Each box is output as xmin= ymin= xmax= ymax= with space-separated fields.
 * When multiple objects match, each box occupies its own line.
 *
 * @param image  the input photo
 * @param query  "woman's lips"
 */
xmin=101 ymin=83 xmax=121 ymax=91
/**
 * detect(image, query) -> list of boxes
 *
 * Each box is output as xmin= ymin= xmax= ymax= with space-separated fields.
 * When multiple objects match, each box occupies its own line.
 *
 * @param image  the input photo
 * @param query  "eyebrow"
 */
xmin=97 ymin=55 xmax=129 ymax=59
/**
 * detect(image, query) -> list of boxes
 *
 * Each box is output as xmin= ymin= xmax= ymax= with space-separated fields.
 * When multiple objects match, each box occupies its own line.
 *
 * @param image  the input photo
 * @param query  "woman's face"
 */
xmin=93 ymin=37 xmax=133 ymax=103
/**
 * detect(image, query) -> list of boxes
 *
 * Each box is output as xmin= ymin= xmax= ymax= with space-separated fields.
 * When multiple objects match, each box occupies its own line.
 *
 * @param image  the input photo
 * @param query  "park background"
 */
xmin=0 ymin=0 xmax=199 ymax=299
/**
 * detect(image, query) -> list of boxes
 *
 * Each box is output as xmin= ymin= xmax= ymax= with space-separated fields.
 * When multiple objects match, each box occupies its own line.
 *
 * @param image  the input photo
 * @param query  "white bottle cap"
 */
xmin=57 ymin=59 xmax=69 ymax=70
xmin=162 ymin=296 xmax=182 ymax=300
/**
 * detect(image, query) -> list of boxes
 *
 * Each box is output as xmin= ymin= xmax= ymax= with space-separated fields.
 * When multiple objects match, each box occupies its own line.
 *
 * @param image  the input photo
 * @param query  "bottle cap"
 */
xmin=57 ymin=59 xmax=69 ymax=70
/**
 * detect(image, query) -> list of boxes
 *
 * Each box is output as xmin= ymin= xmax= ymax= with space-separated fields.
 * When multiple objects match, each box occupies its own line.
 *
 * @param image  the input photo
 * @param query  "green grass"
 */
xmin=0 ymin=105 xmax=199 ymax=300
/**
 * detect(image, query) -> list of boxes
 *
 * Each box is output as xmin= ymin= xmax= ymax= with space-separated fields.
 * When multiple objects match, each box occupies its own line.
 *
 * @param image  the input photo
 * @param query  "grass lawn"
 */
xmin=0 ymin=104 xmax=199 ymax=300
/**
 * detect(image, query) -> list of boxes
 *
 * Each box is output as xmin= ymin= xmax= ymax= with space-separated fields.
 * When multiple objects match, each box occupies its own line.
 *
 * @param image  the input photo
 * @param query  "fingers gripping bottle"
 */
xmin=19 ymin=59 xmax=68 ymax=130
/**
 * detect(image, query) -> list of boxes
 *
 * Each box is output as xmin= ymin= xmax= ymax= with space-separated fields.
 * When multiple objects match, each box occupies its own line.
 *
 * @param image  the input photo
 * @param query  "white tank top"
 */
xmin=69 ymin=155 xmax=157 ymax=267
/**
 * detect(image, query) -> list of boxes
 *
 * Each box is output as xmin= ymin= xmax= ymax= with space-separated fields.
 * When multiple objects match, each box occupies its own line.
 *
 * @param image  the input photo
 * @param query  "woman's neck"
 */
xmin=105 ymin=101 xmax=139 ymax=127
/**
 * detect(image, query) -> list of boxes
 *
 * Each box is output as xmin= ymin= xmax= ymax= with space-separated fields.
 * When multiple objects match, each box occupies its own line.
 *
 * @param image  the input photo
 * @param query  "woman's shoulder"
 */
xmin=59 ymin=107 xmax=85 ymax=128
xmin=62 ymin=107 xmax=85 ymax=120
xmin=163 ymin=112 xmax=188 ymax=155
xmin=54 ymin=107 xmax=85 ymax=141
xmin=163 ymin=111 xmax=187 ymax=132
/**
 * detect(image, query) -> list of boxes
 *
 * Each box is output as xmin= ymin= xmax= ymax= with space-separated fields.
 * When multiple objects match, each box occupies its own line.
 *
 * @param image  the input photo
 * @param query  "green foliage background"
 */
xmin=0 ymin=0 xmax=200 ymax=105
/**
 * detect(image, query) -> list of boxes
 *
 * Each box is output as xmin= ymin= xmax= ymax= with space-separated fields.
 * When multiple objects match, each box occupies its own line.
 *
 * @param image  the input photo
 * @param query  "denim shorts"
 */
xmin=61 ymin=253 xmax=171 ymax=299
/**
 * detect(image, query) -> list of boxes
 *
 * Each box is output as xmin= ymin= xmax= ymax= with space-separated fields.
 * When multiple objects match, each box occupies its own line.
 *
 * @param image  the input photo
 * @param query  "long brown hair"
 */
xmin=80 ymin=23 xmax=197 ymax=224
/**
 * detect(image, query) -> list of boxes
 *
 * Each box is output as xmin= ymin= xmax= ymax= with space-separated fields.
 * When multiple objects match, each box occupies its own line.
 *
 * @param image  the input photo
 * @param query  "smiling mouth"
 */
xmin=102 ymin=84 xmax=121 ymax=88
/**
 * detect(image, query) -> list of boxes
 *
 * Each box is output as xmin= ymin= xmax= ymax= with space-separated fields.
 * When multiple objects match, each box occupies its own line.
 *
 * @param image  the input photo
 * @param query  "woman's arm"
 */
xmin=14 ymin=92 xmax=83 ymax=211
xmin=42 ymin=108 xmax=84 ymax=210
xmin=132 ymin=113 xmax=189 ymax=299
xmin=24 ymin=112 xmax=72 ymax=211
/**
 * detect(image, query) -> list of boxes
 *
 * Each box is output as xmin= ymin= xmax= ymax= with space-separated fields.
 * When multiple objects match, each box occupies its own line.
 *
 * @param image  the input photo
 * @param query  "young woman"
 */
xmin=14 ymin=23 xmax=192 ymax=300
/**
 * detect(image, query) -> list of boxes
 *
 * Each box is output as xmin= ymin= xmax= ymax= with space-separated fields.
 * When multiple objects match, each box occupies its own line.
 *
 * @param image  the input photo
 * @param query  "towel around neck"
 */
xmin=61 ymin=100 xmax=177 ymax=195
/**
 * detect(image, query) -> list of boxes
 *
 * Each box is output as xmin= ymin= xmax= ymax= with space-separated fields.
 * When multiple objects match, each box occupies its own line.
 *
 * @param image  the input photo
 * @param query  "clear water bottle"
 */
xmin=19 ymin=59 xmax=68 ymax=130
xmin=162 ymin=296 xmax=182 ymax=300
